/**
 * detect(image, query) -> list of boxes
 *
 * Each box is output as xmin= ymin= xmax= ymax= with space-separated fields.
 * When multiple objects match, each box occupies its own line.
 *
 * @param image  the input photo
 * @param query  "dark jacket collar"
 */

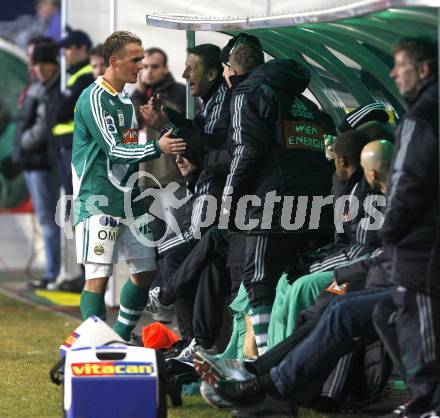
xmin=344 ymin=166 xmax=364 ymax=194
xmin=406 ymin=77 xmax=438 ymax=104
xmin=202 ymin=77 xmax=223 ymax=103
xmin=143 ymin=72 xmax=176 ymax=92
xmin=44 ymin=67 xmax=60 ymax=90
xmin=68 ymin=59 xmax=90 ymax=74
xmin=230 ymin=72 xmax=251 ymax=90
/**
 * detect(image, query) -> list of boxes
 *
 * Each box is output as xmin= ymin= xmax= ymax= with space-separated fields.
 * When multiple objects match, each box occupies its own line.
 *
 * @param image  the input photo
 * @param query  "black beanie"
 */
xmin=32 ymin=42 xmax=58 ymax=65
xmin=339 ymin=102 xmax=389 ymax=133
xmin=220 ymin=33 xmax=262 ymax=65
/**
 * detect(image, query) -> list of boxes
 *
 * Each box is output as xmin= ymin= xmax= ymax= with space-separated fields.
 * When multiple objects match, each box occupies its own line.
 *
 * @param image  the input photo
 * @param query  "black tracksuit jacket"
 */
xmin=380 ymin=81 xmax=440 ymax=297
xmin=224 ymin=59 xmax=333 ymax=234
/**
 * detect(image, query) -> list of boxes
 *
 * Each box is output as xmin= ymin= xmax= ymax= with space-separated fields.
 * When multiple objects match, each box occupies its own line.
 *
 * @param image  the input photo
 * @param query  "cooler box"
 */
xmin=59 ymin=316 xmax=124 ymax=357
xmin=64 ymin=345 xmax=158 ymax=418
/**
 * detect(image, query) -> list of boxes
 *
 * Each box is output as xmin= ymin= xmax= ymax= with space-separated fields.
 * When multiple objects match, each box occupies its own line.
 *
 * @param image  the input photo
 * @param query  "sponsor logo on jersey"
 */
xmin=117 ymin=110 xmax=125 ymax=127
xmin=122 ymin=128 xmax=139 ymax=144
xmin=97 ymin=229 xmax=118 ymax=241
xmin=284 ymin=121 xmax=325 ymax=152
xmin=94 ymin=244 xmax=104 ymax=256
xmin=99 ymin=215 xmax=119 ymax=227
xmin=71 ymin=362 xmax=155 ymax=376
xmin=105 ymin=115 xmax=117 ymax=134
xmin=62 ymin=332 xmax=80 ymax=348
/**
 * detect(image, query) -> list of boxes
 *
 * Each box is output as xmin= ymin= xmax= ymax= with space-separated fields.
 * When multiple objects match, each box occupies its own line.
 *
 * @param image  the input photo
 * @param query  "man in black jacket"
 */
xmin=374 ymin=38 xmax=440 ymax=418
xmin=140 ymin=44 xmax=229 ymax=170
xmin=223 ymin=42 xmax=333 ymax=354
xmin=53 ymin=29 xmax=94 ymax=201
xmin=13 ymin=41 xmax=61 ymax=289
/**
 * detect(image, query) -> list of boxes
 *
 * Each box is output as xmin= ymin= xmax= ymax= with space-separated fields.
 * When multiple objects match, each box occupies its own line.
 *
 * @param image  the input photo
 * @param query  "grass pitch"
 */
xmin=0 ymin=292 xmax=327 ymax=418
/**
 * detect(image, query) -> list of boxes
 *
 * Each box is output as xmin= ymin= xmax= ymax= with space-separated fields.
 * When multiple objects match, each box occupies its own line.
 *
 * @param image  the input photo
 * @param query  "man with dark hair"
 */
xmin=140 ymin=43 xmax=230 ymax=344
xmin=72 ymin=30 xmax=185 ymax=341
xmin=89 ymin=43 xmax=105 ymax=79
xmin=133 ymin=47 xmax=186 ymax=119
xmin=140 ymin=43 xmax=229 ymax=167
xmin=373 ymin=37 xmax=440 ymax=418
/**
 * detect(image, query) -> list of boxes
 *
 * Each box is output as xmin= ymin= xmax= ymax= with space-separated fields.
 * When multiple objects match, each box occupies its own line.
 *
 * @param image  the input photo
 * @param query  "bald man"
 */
xmin=195 ymin=140 xmax=397 ymax=416
xmin=361 ymin=139 xmax=395 ymax=194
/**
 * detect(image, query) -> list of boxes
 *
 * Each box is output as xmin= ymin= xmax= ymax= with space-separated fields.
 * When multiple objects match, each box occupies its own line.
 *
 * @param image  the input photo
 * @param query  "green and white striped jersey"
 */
xmin=72 ymin=76 xmax=161 ymax=225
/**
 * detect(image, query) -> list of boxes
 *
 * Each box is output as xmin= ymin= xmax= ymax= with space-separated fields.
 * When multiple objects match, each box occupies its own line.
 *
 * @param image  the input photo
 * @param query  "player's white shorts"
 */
xmin=75 ymin=214 xmax=156 ymax=280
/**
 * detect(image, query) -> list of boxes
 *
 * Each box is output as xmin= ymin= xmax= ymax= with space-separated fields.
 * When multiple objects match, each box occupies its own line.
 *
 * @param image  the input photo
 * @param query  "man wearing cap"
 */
xmin=52 ymin=29 xmax=95 ymax=203
xmin=13 ymin=41 xmax=62 ymax=289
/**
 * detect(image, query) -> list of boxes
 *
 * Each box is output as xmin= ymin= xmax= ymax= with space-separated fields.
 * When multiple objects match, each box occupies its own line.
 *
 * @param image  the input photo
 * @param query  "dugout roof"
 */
xmin=146 ymin=0 xmax=439 ymax=126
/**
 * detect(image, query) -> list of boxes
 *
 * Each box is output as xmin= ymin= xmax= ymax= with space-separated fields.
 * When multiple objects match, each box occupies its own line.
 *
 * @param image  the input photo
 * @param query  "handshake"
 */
xmin=139 ymin=94 xmax=186 ymax=156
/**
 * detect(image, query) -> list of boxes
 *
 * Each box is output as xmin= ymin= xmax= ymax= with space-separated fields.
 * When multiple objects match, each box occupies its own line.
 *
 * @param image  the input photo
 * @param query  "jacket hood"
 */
xmin=234 ymin=59 xmax=310 ymax=95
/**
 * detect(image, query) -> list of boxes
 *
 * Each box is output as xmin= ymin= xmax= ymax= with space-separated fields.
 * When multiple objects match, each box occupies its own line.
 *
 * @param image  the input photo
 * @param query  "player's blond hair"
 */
xmin=103 ymin=31 xmax=142 ymax=66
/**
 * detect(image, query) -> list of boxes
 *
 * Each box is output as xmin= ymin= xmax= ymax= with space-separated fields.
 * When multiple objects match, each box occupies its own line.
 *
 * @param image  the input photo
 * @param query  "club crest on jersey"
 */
xmin=94 ymin=244 xmax=104 ymax=256
xmin=117 ymin=110 xmax=125 ymax=127
xmin=122 ymin=129 xmax=139 ymax=144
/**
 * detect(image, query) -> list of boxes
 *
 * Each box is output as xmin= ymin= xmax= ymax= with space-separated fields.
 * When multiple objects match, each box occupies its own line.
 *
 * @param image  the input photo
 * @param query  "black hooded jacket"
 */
xmin=380 ymin=81 xmax=440 ymax=297
xmin=224 ymin=59 xmax=333 ymax=234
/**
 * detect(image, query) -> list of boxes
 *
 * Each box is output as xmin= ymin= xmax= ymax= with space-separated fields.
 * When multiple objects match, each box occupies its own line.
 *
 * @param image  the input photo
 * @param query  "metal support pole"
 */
xmin=109 ymin=0 xmax=117 ymax=33
xmin=186 ymin=31 xmax=196 ymax=119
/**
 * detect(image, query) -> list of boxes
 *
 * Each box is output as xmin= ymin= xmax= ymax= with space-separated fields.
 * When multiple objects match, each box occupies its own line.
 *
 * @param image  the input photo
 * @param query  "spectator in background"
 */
xmin=12 ymin=41 xmax=61 ymax=289
xmin=0 ymin=0 xmax=61 ymax=49
xmin=52 ymin=29 xmax=94 ymax=209
xmin=37 ymin=0 xmax=61 ymax=42
xmin=89 ymin=43 xmax=106 ymax=79
xmin=131 ymin=47 xmax=189 ymax=241
xmin=375 ymin=38 xmax=439 ymax=418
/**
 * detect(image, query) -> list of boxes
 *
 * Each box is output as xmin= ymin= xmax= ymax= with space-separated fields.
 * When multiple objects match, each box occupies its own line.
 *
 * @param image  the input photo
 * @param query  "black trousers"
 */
xmin=242 ymin=234 xmax=306 ymax=308
xmin=161 ymin=227 xmax=231 ymax=348
xmin=373 ymin=295 xmax=404 ymax=376
xmin=157 ymin=242 xmax=195 ymax=342
xmin=375 ymin=287 xmax=440 ymax=417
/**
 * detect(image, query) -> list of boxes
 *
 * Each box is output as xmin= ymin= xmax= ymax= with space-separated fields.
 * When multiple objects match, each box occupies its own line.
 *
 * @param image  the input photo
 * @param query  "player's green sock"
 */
xmin=80 ymin=290 xmax=106 ymax=320
xmin=113 ymin=279 xmax=149 ymax=341
xmin=249 ymin=305 xmax=272 ymax=355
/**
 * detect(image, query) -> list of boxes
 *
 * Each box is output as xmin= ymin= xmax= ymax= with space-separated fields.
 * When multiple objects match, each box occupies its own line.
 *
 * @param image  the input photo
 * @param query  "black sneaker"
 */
xmin=214 ymin=377 xmax=264 ymax=407
xmin=379 ymin=400 xmax=411 ymax=418
xmin=194 ymin=351 xmax=254 ymax=385
xmin=200 ymin=381 xmax=234 ymax=409
xmin=163 ymin=340 xmax=187 ymax=360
